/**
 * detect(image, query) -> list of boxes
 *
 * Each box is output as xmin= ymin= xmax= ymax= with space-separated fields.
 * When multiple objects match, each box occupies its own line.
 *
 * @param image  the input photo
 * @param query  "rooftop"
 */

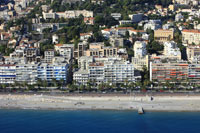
xmin=182 ymin=29 xmax=200 ymax=33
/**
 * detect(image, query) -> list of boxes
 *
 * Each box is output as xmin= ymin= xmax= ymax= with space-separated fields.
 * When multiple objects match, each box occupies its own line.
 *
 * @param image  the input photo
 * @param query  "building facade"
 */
xmin=43 ymin=10 xmax=93 ymax=19
xmin=104 ymin=61 xmax=135 ymax=83
xmin=154 ymin=29 xmax=174 ymax=43
xmin=182 ymin=29 xmax=200 ymax=45
xmin=0 ymin=64 xmax=16 ymax=84
xmin=186 ymin=45 xmax=200 ymax=62
xmin=16 ymin=63 xmax=38 ymax=84
xmin=150 ymin=62 xmax=188 ymax=82
xmin=85 ymin=43 xmax=118 ymax=57
xmin=73 ymin=59 xmax=138 ymax=85
xmin=43 ymin=50 xmax=55 ymax=63
xmin=37 ymin=63 xmax=69 ymax=82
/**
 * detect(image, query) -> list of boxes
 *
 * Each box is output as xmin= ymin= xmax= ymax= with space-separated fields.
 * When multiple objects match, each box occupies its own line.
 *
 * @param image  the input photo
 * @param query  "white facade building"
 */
xmin=16 ymin=63 xmax=38 ymax=84
xmin=163 ymin=41 xmax=181 ymax=59
xmin=43 ymin=10 xmax=93 ymax=19
xmin=52 ymin=34 xmax=59 ymax=44
xmin=73 ymin=58 xmax=138 ymax=85
xmin=104 ymin=61 xmax=136 ymax=83
xmin=0 ymin=64 xmax=16 ymax=84
xmin=133 ymin=41 xmax=147 ymax=58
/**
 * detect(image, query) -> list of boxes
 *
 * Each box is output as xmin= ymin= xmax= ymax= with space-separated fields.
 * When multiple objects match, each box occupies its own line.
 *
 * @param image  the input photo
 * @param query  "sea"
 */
xmin=0 ymin=109 xmax=200 ymax=133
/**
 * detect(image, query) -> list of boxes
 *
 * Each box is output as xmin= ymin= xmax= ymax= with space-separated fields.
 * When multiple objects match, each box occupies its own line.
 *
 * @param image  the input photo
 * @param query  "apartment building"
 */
xmin=73 ymin=70 xmax=89 ymax=85
xmin=73 ymin=58 xmax=138 ymax=85
xmin=37 ymin=63 xmax=69 ymax=82
xmin=88 ymin=62 xmax=104 ymax=83
xmin=144 ymin=20 xmax=162 ymax=31
xmin=188 ymin=64 xmax=200 ymax=83
xmin=115 ymin=27 xmax=134 ymax=36
xmin=43 ymin=50 xmax=55 ymax=63
xmin=150 ymin=61 xmax=189 ymax=82
xmin=132 ymin=55 xmax=149 ymax=71
xmin=43 ymin=10 xmax=93 ymax=19
xmin=104 ymin=61 xmax=136 ymax=83
xmin=78 ymin=56 xmax=94 ymax=70
xmin=182 ymin=29 xmax=200 ymax=45
xmin=0 ymin=64 xmax=16 ymax=84
xmin=85 ymin=43 xmax=118 ymax=57
xmin=132 ymin=41 xmax=149 ymax=70
xmin=186 ymin=45 xmax=200 ymax=62
xmin=15 ymin=63 xmax=38 ymax=84
xmin=154 ymin=29 xmax=174 ymax=43
xmin=55 ymin=44 xmax=74 ymax=62
xmin=77 ymin=42 xmax=87 ymax=58
xmin=150 ymin=60 xmax=200 ymax=84
xmin=109 ymin=36 xmax=124 ymax=47
xmin=133 ymin=41 xmax=147 ymax=58
xmin=163 ymin=41 xmax=181 ymax=60
xmin=23 ymin=47 xmax=40 ymax=63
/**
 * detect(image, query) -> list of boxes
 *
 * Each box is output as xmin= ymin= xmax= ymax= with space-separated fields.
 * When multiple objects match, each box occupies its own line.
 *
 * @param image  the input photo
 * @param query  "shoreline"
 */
xmin=1 ymin=94 xmax=200 ymax=112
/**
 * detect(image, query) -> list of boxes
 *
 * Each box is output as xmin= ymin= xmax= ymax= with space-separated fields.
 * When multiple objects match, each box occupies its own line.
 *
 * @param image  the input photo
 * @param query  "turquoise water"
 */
xmin=0 ymin=109 xmax=200 ymax=133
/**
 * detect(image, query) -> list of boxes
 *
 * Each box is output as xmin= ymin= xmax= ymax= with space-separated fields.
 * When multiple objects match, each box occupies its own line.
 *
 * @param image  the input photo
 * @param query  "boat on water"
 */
xmin=138 ymin=107 xmax=144 ymax=114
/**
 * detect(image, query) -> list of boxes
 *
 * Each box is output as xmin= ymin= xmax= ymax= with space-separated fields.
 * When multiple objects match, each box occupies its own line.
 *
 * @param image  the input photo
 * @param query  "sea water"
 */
xmin=0 ymin=109 xmax=200 ymax=133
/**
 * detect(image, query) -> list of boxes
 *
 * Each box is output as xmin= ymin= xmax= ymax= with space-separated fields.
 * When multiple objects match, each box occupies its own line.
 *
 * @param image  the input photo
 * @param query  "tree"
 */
xmin=128 ymin=82 xmax=136 ymax=90
xmin=93 ymin=32 xmax=104 ymax=42
xmin=125 ymin=31 xmax=130 ymax=39
xmin=147 ymin=41 xmax=164 ymax=54
xmin=98 ymin=83 xmax=105 ymax=91
xmin=135 ymin=81 xmax=142 ymax=89
xmin=59 ymin=36 xmax=67 ymax=44
xmin=94 ymin=15 xmax=104 ymax=26
xmin=80 ymin=84 xmax=85 ymax=92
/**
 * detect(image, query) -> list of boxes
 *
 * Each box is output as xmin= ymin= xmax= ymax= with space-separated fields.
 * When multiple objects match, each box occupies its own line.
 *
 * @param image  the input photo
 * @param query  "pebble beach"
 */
xmin=1 ymin=94 xmax=200 ymax=111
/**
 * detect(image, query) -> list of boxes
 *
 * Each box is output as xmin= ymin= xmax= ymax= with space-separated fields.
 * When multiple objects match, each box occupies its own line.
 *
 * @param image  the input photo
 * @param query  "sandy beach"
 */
xmin=1 ymin=94 xmax=200 ymax=111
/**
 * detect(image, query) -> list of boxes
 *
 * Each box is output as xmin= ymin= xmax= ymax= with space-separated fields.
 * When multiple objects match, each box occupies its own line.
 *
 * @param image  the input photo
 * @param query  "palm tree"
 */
xmin=59 ymin=79 xmax=65 ymax=90
xmin=135 ymin=81 xmax=142 ymax=90
xmin=79 ymin=84 xmax=85 ymax=92
xmin=51 ymin=78 xmax=57 ymax=87
xmin=36 ymin=79 xmax=43 ymax=89
xmin=128 ymin=82 xmax=136 ymax=90
xmin=143 ymin=79 xmax=151 ymax=87
xmin=42 ymin=80 xmax=48 ymax=89
xmin=97 ymin=83 xmax=105 ymax=92
xmin=22 ymin=81 xmax=28 ymax=90
xmin=86 ymin=84 xmax=92 ymax=92
xmin=164 ymin=80 xmax=171 ymax=91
